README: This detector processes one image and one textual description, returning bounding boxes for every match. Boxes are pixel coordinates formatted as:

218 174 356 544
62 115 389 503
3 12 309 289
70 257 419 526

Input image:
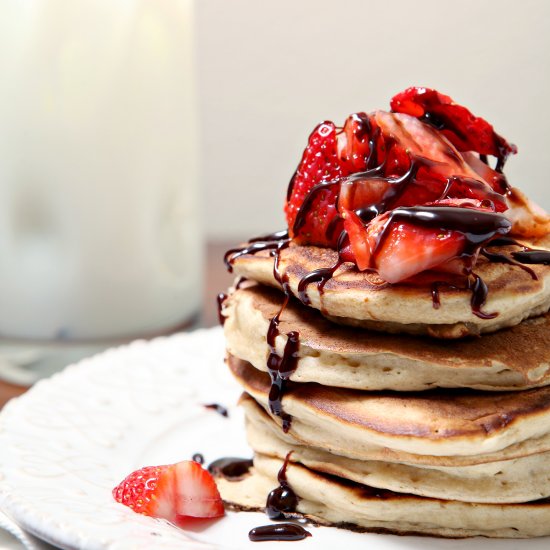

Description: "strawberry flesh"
113 461 224 523
390 87 517 174
284 88 545 278
342 201 511 283
285 122 344 246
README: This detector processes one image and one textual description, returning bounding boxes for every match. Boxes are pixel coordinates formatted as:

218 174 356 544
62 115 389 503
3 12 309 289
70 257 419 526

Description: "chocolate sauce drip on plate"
266 452 299 520
203 403 229 417
208 457 253 479
192 453 204 465
249 524 311 542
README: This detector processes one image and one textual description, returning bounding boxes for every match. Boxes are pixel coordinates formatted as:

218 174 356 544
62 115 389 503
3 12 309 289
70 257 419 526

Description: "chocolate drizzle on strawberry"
371 206 511 258
223 92 550 431
390 87 517 180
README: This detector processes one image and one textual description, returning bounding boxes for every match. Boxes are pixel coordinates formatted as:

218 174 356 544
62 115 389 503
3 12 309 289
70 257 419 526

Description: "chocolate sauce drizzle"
203 403 229 417
225 231 299 431
266 239 300 432
266 452 299 520
249 524 311 542
224 231 289 273
297 231 348 306
207 457 253 479
512 250 550 265
224 157 550 430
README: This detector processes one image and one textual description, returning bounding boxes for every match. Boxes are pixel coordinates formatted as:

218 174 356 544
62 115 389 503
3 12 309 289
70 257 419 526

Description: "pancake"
216 454 550 538
224 283 550 391
228 354 550 459
228 238 550 338
242 393 550 503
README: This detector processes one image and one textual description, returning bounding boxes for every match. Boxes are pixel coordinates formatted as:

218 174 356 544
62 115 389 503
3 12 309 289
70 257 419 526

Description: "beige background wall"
196 0 550 240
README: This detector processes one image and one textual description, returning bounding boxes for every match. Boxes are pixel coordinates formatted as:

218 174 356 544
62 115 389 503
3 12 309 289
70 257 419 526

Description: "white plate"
0 327 547 550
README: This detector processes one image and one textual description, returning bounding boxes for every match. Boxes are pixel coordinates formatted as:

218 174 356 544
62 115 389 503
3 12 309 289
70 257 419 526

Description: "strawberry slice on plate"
113 460 225 522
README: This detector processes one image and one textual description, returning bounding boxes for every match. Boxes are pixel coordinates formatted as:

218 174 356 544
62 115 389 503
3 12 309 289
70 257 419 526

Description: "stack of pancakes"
216 238 550 538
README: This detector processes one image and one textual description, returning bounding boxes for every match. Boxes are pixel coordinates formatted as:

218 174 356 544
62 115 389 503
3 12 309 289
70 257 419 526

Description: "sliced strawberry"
461 151 509 194
285 114 373 246
342 208 371 270
338 112 508 215
337 112 371 173
285 121 343 245
342 202 510 283
390 87 517 171
374 220 465 284
113 461 224 522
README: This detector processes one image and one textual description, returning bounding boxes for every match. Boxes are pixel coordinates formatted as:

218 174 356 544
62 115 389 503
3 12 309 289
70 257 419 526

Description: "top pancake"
229 237 550 338
224 283 550 391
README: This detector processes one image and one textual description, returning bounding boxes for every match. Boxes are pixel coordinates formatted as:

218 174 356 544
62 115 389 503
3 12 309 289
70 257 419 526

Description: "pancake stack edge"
215 252 550 538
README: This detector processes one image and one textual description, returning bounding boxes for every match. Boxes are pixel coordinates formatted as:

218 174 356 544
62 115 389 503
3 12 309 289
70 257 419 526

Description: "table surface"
0 241 235 410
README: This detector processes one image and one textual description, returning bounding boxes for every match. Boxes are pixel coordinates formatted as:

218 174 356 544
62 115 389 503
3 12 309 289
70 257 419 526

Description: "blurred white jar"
0 0 201 341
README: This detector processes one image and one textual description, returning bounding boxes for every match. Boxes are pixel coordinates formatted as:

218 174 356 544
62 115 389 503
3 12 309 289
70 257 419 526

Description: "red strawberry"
390 87 517 172
337 112 371 173
113 461 224 522
342 201 509 283
285 114 372 246
285 121 343 245
338 112 508 216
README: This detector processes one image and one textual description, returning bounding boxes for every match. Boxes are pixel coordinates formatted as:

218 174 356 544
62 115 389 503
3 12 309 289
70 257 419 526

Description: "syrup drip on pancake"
226 232 299 432
267 239 299 432
297 231 348 306
368 205 511 318
431 274 494 319
224 223 550 425
266 451 299 520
